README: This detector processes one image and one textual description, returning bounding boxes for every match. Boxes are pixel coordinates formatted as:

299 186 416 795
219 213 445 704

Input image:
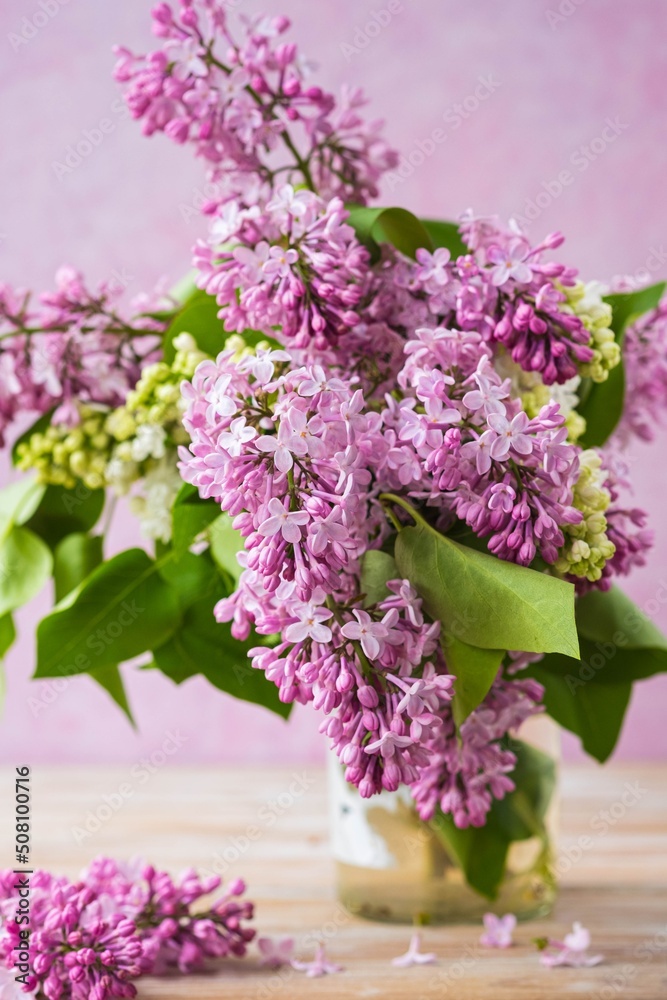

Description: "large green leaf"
54 533 104 603
208 513 245 586
163 292 269 364
25 483 105 549
34 549 181 677
430 811 510 901
0 612 15 714
89 664 135 725
444 634 504 723
520 586 667 762
0 477 46 526
421 218 468 258
51 533 133 722
159 548 220 609
0 613 15 659
0 526 53 617
391 508 579 658
163 292 228 363
492 742 556 842
359 549 398 607
152 589 291 720
576 585 667 659
169 270 200 306
579 281 665 447
604 282 666 339
525 660 631 763
172 484 221 554
346 205 433 260
430 741 555 899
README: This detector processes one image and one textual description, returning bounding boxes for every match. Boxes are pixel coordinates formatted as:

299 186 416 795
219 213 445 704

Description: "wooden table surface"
2 762 666 999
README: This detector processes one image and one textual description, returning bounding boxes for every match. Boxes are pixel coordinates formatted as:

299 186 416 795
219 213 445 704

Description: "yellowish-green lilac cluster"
16 334 207 541
16 407 111 490
555 450 616 582
562 280 620 383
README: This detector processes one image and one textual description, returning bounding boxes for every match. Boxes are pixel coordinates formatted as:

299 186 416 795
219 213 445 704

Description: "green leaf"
443 634 504 724
430 812 510 900
579 281 665 448
152 588 291 720
54 533 104 602
519 586 667 762
0 612 16 714
0 526 53 617
430 741 556 898
533 585 667 686
25 483 105 549
360 549 398 607
392 512 579 657
0 477 46 527
169 270 200 306
89 664 135 725
0 613 15 659
576 585 667 655
208 514 244 586
604 282 666 338
524 660 631 763
34 549 181 677
158 548 220 609
172 485 221 554
492 742 556 842
346 205 434 260
421 218 468 258
50 533 133 723
578 362 625 448
163 292 228 363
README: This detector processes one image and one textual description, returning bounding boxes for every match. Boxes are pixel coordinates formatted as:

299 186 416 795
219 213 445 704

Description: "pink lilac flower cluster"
595 452 653 590
0 859 254 999
615 296 667 444
410 676 544 827
456 214 595 384
113 1 398 207
0 268 164 445
194 187 371 350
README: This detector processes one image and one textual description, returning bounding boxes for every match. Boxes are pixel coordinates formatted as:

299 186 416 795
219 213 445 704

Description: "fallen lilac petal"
391 932 437 967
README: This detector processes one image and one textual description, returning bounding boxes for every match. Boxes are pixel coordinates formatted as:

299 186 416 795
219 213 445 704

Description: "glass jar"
328 715 559 924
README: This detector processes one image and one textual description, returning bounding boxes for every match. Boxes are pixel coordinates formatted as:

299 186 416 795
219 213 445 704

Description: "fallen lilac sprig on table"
537 922 603 968
391 932 437 967
0 858 255 998
480 912 516 949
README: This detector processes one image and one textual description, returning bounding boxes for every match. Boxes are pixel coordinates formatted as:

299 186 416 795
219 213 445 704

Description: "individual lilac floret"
291 943 343 978
480 912 516 948
257 936 295 969
539 922 603 968
391 932 437 967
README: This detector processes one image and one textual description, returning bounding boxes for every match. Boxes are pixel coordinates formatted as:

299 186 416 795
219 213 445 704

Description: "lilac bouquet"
2 1 667 901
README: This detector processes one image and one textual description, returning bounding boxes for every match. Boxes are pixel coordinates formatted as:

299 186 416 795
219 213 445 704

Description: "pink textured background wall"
1 0 666 765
